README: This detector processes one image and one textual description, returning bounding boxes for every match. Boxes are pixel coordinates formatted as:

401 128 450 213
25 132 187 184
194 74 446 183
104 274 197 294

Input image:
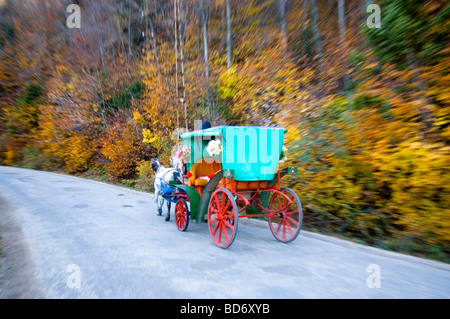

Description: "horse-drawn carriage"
157 125 303 249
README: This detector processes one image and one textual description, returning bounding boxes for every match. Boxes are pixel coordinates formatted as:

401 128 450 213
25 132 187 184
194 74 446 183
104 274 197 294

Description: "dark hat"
201 121 212 130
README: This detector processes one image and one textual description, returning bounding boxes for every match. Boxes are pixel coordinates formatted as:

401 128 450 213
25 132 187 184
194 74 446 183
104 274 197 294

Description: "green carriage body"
178 126 287 223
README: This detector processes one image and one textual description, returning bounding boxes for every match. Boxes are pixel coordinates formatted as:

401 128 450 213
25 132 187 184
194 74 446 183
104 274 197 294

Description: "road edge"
0 195 43 298
240 218 450 271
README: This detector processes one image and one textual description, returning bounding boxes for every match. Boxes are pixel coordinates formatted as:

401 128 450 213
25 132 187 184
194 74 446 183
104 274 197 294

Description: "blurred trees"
0 0 448 260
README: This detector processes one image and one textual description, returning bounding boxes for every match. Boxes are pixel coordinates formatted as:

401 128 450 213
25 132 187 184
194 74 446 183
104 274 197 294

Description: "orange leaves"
101 125 143 181
36 106 95 174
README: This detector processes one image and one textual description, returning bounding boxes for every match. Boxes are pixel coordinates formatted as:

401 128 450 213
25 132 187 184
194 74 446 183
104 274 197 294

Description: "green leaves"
105 81 143 110
365 0 449 68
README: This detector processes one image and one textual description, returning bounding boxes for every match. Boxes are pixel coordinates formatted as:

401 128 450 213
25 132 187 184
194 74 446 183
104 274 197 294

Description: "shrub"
101 125 145 181
62 135 93 173
286 94 450 258
135 160 154 192
20 146 50 170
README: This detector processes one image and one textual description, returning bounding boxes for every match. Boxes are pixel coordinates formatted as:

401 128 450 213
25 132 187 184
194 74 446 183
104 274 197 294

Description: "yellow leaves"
55 64 68 74
218 66 240 99
369 139 450 243
133 110 142 124
92 103 99 112
63 135 93 173
285 127 300 145
288 89 450 248
37 128 93 173
142 129 155 144
142 128 163 152
441 126 450 141
65 83 74 92
139 53 177 134
434 91 450 104
4 149 19 166
135 160 155 192
101 126 144 180
217 51 313 124
364 62 379 69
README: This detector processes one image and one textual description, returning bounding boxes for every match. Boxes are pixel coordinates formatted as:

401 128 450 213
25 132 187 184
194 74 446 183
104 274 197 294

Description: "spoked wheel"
175 198 189 231
268 188 303 243
208 188 238 249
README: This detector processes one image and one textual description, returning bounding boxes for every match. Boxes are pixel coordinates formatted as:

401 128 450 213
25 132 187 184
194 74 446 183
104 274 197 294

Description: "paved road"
0 166 449 298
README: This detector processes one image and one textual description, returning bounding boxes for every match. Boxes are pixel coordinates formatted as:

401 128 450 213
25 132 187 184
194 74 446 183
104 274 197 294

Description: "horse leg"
165 199 171 221
157 197 163 216
158 198 165 216
155 185 163 216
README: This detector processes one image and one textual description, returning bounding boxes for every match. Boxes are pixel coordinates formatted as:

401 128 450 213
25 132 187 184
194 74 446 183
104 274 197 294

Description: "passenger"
201 120 212 130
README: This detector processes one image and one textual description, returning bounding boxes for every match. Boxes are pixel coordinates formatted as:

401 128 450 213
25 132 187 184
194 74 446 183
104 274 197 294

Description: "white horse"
170 155 184 173
152 157 183 221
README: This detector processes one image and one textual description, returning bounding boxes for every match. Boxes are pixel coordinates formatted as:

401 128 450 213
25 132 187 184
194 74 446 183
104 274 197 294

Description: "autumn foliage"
0 0 449 261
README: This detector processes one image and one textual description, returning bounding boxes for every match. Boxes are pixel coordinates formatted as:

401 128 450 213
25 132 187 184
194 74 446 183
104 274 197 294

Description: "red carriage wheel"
208 188 239 248
268 188 303 243
175 198 189 231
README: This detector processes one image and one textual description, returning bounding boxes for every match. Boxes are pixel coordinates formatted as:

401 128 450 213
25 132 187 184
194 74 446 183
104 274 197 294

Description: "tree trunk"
148 18 158 65
197 8 201 63
310 0 324 72
226 0 232 70
338 0 346 40
301 0 309 58
338 0 349 89
278 0 288 58
203 4 209 80
128 0 133 56
202 1 211 116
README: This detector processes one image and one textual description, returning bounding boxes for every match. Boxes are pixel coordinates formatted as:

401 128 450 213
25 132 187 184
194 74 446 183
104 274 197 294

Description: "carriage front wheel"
208 188 239 249
268 188 303 243
175 198 189 231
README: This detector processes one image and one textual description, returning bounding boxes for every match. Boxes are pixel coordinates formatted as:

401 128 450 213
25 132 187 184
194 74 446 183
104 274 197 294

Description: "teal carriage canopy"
180 126 287 182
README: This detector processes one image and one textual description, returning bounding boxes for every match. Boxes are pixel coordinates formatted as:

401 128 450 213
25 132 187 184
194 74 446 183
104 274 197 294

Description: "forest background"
0 0 449 261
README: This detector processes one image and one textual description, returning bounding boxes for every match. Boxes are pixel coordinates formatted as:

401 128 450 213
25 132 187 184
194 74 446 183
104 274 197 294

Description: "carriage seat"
187 159 221 187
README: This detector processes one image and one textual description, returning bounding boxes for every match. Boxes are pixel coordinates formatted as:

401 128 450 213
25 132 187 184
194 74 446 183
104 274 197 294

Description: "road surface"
0 166 449 298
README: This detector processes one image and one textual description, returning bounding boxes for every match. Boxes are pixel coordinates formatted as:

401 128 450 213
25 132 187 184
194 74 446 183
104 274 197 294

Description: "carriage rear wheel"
175 198 189 231
208 188 238 248
268 188 303 243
